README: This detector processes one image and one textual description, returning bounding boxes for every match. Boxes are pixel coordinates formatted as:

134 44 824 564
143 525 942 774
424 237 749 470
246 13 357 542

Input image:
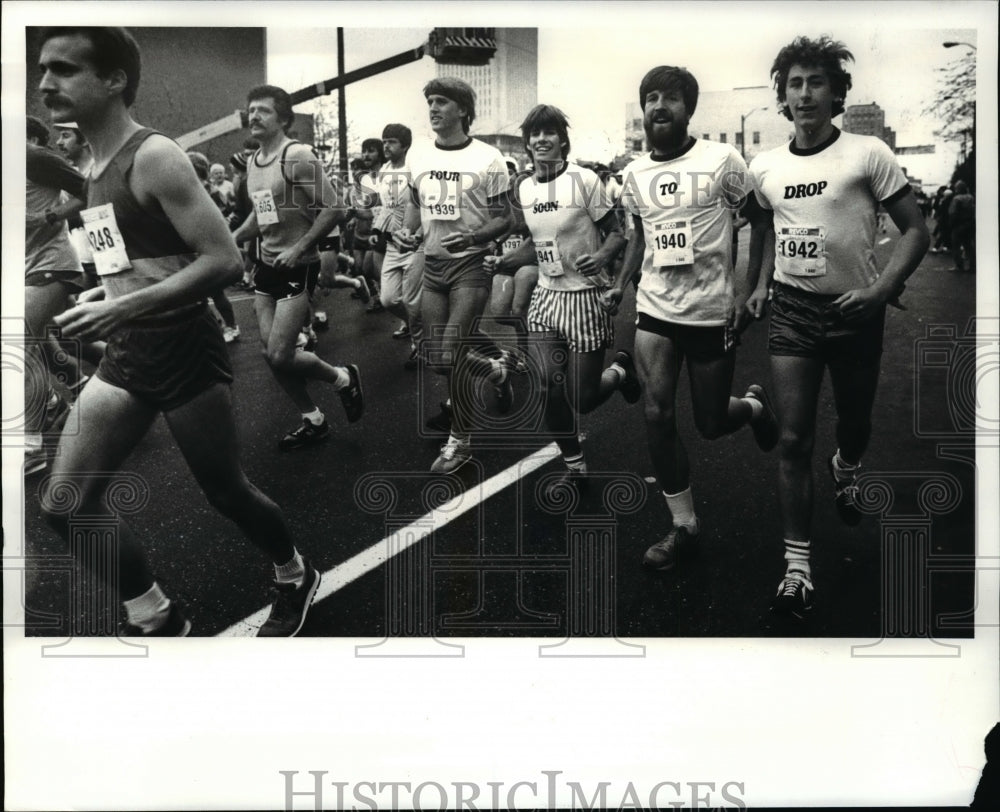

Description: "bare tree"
926 49 976 158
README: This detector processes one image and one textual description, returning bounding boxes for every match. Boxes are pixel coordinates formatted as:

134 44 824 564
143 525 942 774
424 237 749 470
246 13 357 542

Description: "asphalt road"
19 223 980 638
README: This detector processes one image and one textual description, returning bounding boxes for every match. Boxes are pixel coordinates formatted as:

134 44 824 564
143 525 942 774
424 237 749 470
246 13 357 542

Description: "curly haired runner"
746 36 929 616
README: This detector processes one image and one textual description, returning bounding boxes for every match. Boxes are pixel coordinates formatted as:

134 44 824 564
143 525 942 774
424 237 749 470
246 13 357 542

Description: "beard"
644 118 688 153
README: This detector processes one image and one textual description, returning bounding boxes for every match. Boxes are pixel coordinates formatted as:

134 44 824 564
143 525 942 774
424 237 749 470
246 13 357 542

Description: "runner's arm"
601 214 644 313
54 136 240 340
272 145 347 269
834 188 929 322
440 193 514 253
742 198 775 323
576 209 625 276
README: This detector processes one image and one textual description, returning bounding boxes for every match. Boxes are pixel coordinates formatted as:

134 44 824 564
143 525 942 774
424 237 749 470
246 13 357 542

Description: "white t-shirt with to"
621 138 750 326
407 137 509 261
517 162 613 292
750 129 910 295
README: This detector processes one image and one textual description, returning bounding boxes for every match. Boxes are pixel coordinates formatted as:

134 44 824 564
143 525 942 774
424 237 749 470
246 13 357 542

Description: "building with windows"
625 85 794 164
436 28 537 165
842 102 897 150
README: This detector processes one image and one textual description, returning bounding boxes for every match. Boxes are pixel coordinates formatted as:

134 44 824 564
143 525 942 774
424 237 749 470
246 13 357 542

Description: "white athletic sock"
563 452 587 473
607 361 626 384
447 431 471 446
332 366 351 389
832 450 860 480
123 582 171 632
744 395 763 420
489 358 507 384
784 539 812 577
302 408 324 426
663 488 699 532
275 549 306 587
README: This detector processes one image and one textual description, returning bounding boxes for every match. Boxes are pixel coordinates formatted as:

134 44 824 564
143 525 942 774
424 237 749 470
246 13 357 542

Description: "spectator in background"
930 184 953 253
187 150 241 342
210 162 236 211
947 179 975 274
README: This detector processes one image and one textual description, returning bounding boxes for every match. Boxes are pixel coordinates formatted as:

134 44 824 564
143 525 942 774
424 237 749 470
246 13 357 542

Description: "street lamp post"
740 106 768 160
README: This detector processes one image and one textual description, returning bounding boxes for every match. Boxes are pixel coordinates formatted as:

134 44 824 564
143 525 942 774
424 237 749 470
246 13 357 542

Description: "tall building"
843 102 896 150
624 85 793 165
436 28 537 162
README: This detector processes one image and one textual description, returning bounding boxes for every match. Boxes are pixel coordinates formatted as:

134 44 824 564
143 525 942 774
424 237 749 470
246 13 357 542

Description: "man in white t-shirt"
606 65 779 572
396 78 514 473
746 36 929 617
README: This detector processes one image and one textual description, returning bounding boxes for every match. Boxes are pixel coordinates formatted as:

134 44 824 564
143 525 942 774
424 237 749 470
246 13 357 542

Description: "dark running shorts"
636 312 735 362
25 269 87 293
96 305 233 411
253 260 321 300
769 282 885 364
422 252 491 294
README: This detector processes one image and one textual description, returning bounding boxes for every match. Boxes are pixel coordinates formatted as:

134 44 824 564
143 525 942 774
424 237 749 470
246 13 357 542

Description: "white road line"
217 443 561 636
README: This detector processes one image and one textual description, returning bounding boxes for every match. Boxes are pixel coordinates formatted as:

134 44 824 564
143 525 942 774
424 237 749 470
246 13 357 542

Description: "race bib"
652 220 694 267
81 203 131 276
502 235 523 255
534 239 563 277
423 179 460 221
252 189 280 225
777 226 827 277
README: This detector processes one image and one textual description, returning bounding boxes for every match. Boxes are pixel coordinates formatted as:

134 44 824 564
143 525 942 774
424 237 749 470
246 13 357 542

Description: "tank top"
246 140 320 266
84 128 198 315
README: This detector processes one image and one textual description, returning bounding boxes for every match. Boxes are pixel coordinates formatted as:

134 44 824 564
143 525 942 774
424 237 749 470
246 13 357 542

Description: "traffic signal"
428 27 496 66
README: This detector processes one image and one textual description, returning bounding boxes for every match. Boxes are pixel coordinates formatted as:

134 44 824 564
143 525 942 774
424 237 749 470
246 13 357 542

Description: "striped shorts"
527 285 614 353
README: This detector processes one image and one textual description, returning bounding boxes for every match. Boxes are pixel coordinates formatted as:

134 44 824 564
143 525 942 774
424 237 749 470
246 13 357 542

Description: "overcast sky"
265 2 983 173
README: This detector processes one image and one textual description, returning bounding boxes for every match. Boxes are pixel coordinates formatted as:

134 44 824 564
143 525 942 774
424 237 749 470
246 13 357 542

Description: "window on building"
736 132 743 146
633 118 643 130
703 133 710 140
753 131 760 145
632 138 644 151
720 133 727 144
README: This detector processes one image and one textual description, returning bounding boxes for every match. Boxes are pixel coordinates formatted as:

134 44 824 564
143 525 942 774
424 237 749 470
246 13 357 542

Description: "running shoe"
393 322 411 340
312 311 329 331
613 350 642 404
257 561 321 637
356 277 372 303
431 435 473 474
642 525 698 571
828 455 863 526
425 401 452 433
24 443 48 477
122 601 192 637
365 298 384 314
338 364 364 423
43 390 71 435
223 325 241 343
404 346 420 371
745 384 779 452
493 368 514 415
771 570 814 618
278 418 330 451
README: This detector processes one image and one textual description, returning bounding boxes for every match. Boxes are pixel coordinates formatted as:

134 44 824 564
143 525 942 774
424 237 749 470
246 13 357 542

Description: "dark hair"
519 104 571 159
639 66 699 116
381 123 412 150
54 124 87 145
361 138 385 164
771 36 854 121
39 27 142 107
27 115 49 145
247 85 295 132
186 151 210 182
423 77 476 133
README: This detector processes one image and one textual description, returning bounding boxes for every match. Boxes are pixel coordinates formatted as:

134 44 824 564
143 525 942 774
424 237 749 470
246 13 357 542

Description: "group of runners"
26 27 928 635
